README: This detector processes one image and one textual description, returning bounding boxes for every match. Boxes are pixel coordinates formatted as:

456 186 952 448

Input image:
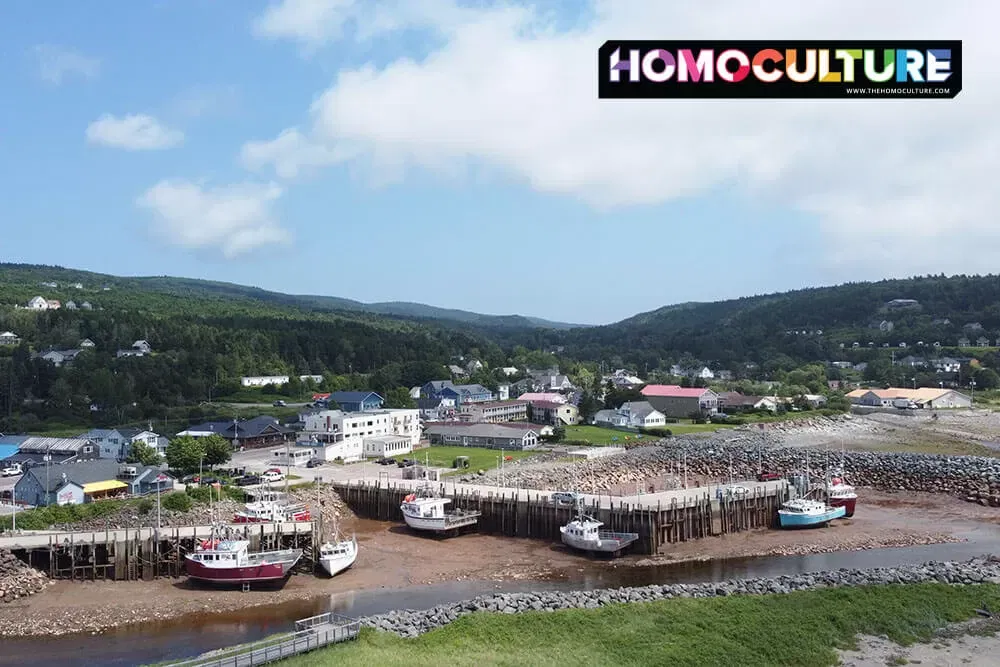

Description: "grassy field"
274 583 1000 667
393 446 538 472
564 422 735 445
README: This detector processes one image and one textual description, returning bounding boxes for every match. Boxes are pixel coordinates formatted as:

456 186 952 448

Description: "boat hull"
778 505 847 529
401 514 479 532
319 548 357 577
184 551 301 584
828 496 857 517
560 529 639 554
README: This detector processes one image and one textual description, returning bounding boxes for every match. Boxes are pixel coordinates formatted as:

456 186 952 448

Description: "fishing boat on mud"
184 524 302 585
777 498 846 529
825 473 858 517
559 499 639 557
318 515 357 577
400 485 481 536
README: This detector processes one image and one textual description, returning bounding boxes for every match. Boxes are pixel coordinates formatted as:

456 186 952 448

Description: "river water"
3 522 999 667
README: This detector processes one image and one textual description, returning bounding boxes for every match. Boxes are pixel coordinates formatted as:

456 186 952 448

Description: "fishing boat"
826 473 857 517
400 485 481 535
777 498 846 529
318 517 358 577
184 524 302 585
233 490 311 523
559 499 638 557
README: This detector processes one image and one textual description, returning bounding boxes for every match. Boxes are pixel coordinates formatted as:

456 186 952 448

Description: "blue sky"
1 1 990 325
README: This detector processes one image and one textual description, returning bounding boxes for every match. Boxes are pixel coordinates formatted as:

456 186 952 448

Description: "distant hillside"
551 275 1000 368
0 264 583 331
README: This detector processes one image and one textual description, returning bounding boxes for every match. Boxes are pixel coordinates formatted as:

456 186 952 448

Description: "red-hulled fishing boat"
184 525 302 584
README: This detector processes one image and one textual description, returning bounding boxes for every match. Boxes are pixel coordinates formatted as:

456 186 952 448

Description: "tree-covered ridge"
545 275 1000 369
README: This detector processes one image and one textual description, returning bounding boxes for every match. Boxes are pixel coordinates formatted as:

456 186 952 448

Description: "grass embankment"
392 446 538 473
564 422 736 445
275 583 1000 667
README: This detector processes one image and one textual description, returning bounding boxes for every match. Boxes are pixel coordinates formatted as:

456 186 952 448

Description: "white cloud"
246 0 998 280
241 128 350 179
252 0 356 47
173 85 241 118
86 114 184 151
136 180 291 257
32 44 100 84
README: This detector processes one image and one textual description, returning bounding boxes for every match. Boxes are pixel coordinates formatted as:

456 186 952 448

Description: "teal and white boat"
777 498 846 529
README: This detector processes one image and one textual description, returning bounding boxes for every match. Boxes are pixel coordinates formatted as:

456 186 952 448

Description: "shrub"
223 486 246 503
185 486 211 503
640 427 673 437
162 492 193 512
137 498 154 514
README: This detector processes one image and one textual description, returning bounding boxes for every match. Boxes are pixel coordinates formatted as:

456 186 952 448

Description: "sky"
0 1 992 326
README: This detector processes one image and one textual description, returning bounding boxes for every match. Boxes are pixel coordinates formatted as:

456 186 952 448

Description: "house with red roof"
640 385 719 419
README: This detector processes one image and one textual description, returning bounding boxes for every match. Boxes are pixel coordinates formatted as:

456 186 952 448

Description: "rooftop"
641 385 712 398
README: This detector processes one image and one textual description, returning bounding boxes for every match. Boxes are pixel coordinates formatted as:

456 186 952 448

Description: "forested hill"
548 275 1000 369
0 264 583 330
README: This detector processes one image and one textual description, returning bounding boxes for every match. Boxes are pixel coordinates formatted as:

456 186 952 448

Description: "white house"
595 401 666 428
80 338 96 348
241 375 291 387
362 434 413 458
593 409 629 427
0 331 20 346
500 367 519 376
27 296 48 310
132 340 152 353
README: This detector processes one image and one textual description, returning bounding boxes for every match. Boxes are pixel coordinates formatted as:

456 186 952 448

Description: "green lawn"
564 422 735 445
393 446 538 472
274 583 1000 667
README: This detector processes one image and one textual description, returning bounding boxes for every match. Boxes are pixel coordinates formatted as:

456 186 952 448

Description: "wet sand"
1 490 996 638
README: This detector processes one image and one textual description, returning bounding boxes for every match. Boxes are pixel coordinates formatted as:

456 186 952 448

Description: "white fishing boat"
777 498 846 529
400 485 481 535
560 499 639 557
318 534 357 577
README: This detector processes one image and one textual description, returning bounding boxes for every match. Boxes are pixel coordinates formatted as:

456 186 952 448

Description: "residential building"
46 300 61 310
421 381 494 406
117 340 152 358
496 384 510 401
301 408 420 461
77 427 162 461
71 282 83 289
325 391 384 412
527 400 580 426
241 375 290 387
39 349 83 367
27 296 48 310
447 364 468 377
845 387 972 409
80 301 93 310
594 401 665 428
604 370 645 389
500 367 519 377
528 370 575 392
133 340 152 353
517 392 567 404
640 385 719 418
417 397 457 422
15 460 173 507
801 394 828 408
65 301 78 310
897 355 927 368
425 423 539 450
466 359 484 373
932 357 962 373
79 338 96 348
958 337 971 347
977 336 991 347
458 400 528 424
408 386 422 399
176 416 292 450
0 331 20 346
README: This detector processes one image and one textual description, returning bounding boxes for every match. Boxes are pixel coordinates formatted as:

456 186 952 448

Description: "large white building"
241 374 325 387
301 408 420 461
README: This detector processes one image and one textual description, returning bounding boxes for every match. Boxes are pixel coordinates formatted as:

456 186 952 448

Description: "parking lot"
228 448 439 484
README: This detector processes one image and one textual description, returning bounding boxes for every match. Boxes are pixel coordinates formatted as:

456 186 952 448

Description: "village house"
420 381 494 406
323 391 384 412
39 348 83 367
65 300 77 310
527 400 580 426
80 301 93 310
640 385 719 418
4 436 100 466
0 331 20 346
241 375 290 387
417 396 457 422
517 392 567 404
604 369 645 389
14 460 173 507
76 427 164 461
932 357 962 373
27 296 48 310
500 366 519 377
176 416 293 450
117 340 153 358
458 400 528 424
594 401 665 429
79 338 96 348
425 423 539 450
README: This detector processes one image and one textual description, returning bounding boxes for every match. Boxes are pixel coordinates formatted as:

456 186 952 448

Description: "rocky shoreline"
0 549 50 604
362 556 1000 638
477 416 1000 505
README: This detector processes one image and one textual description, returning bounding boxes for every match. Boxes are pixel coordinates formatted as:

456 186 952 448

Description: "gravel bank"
477 416 1000 505
0 549 50 604
363 557 1000 638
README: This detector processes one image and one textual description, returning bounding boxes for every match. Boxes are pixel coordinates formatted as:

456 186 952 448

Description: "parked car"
375 457 394 465
1 463 22 477
306 458 324 468
200 476 220 486
757 472 781 482
728 485 751 497
551 491 583 506
260 470 285 483
273 400 287 407
235 474 261 486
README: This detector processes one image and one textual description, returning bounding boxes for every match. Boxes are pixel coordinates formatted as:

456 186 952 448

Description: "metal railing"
161 614 360 667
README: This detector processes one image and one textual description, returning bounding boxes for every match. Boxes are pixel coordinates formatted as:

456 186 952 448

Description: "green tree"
126 441 162 466
385 386 417 408
165 435 206 473
577 391 602 422
974 367 1000 389
202 434 232 467
551 425 566 442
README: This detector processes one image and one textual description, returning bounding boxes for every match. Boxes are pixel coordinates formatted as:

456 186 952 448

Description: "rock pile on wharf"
47 498 244 531
0 549 49 603
363 557 1000 638
479 417 1000 505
